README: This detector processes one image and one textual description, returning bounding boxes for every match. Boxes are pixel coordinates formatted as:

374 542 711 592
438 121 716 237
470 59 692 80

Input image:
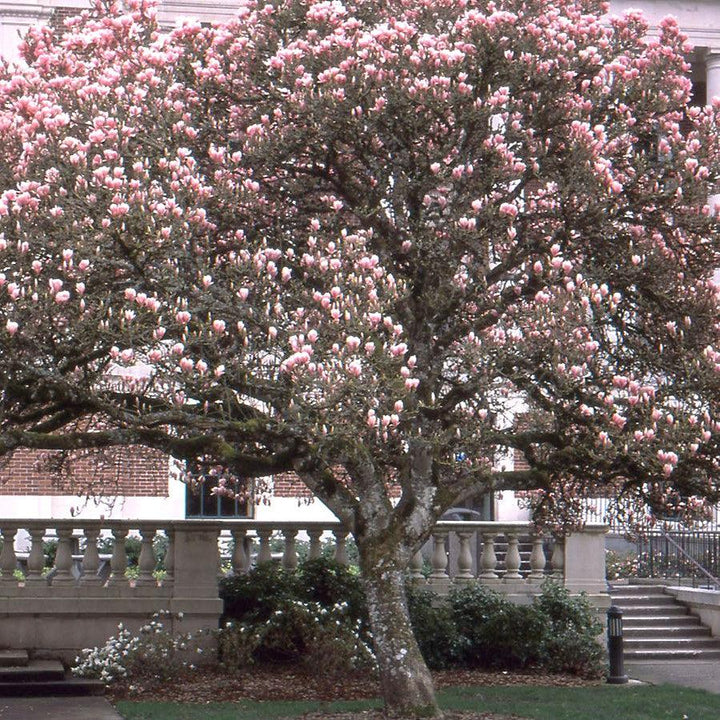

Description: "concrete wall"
665 586 720 637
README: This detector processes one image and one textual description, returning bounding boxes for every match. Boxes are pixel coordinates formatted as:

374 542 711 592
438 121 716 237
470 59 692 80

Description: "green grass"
439 684 719 719
116 683 720 720
116 697 382 720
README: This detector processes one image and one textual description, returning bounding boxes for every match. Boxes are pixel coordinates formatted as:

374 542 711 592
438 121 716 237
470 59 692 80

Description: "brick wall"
0 446 169 497
272 470 401 499
272 472 313 498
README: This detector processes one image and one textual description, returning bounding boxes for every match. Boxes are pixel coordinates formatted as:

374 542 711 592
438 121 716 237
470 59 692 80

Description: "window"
185 477 252 517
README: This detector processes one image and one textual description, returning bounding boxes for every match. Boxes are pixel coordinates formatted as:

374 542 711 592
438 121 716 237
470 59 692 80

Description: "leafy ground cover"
112 665 719 720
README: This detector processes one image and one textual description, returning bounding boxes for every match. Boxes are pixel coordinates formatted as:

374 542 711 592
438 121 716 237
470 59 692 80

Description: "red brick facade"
272 470 401 499
272 472 313 498
0 447 169 497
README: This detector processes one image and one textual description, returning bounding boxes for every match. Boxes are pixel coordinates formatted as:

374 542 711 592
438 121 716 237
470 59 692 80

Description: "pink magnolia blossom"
0 1 718 713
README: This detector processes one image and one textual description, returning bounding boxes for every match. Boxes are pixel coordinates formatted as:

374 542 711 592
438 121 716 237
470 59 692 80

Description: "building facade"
0 0 717 523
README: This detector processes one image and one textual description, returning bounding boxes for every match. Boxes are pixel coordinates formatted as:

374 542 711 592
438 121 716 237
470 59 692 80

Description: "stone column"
705 51 720 216
705 51 720 105
563 526 608 595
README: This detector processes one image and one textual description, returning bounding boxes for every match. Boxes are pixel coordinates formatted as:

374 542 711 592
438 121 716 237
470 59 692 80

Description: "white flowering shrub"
217 622 262 670
72 624 141 684
72 611 207 684
219 599 375 674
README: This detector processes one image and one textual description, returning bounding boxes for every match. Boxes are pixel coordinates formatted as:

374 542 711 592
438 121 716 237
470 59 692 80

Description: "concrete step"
609 584 668 594
621 615 700 628
624 648 720 660
0 658 106 697
619 605 690 616
0 678 106 697
623 626 711 639
0 650 29 667
624 637 720 650
609 583 720 661
613 594 677 605
0 660 65 683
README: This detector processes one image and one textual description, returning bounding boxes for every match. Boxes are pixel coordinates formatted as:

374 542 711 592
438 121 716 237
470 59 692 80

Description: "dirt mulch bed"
108 663 599 718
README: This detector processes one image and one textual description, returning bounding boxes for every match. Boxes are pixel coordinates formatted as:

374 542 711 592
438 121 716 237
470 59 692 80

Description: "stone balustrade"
0 518 609 658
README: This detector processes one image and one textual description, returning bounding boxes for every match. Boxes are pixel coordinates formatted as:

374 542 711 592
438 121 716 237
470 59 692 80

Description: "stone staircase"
0 650 105 697
609 584 720 660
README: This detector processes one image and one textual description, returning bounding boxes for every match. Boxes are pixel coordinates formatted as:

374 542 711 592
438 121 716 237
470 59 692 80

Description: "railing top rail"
435 520 608 533
641 527 720 537
0 517 608 535
0 518 347 531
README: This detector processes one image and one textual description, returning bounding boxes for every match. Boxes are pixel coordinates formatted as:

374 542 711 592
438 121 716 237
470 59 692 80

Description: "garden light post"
606 605 628 684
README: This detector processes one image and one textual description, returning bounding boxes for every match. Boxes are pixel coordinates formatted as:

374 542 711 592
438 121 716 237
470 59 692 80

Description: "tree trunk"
359 545 441 718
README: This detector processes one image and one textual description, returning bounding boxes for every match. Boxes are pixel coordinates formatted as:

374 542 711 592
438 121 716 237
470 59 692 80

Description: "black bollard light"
607 605 628 684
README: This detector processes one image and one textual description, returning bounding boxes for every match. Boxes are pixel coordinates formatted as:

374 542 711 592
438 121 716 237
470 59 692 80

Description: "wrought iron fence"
635 529 720 589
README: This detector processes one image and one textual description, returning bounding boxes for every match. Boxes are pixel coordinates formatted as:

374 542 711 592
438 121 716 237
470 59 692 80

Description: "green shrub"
218 622 261 670
406 584 462 669
534 581 601 634
43 539 57 568
220 562 299 624
450 585 545 669
253 599 317 663
219 559 604 678
218 557 373 671
404 582 605 677
297 558 368 634
153 534 169 572
534 582 605 678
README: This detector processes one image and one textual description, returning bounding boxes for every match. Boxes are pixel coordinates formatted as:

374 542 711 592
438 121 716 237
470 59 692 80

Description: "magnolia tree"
2 0 720 713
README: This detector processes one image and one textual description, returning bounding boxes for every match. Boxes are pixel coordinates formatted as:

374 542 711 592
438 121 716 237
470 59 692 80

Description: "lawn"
116 683 719 720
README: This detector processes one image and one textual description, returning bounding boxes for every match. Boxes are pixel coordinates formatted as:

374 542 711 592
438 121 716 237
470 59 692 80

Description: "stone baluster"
80 524 103 586
429 529 449 578
231 528 248 574
0 526 17 584
551 536 565 580
162 529 174 587
107 527 129 586
307 529 323 561
282 529 298 570
52 527 76 585
333 530 349 565
136 527 157 586
408 550 424 581
528 532 546 581
479 532 499 579
455 531 474 582
256 527 273 565
503 532 523 581
25 527 47 586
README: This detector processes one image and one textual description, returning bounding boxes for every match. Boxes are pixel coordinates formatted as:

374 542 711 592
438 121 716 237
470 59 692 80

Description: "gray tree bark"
359 543 440 718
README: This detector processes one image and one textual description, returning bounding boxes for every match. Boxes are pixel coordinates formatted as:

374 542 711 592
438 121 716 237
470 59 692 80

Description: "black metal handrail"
657 527 720 590
637 527 720 589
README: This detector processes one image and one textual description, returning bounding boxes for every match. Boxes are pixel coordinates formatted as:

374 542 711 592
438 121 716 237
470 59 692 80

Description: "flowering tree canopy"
1 0 720 712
